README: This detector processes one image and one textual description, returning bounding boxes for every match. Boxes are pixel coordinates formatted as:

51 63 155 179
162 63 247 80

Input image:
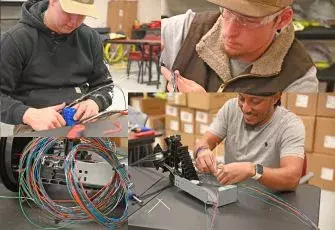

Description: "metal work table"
14 115 128 137
128 167 320 230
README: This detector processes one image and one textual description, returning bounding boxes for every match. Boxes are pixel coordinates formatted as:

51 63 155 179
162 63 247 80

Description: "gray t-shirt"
208 98 305 168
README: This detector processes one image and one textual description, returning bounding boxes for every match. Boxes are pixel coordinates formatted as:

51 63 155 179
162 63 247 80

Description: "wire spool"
18 137 130 229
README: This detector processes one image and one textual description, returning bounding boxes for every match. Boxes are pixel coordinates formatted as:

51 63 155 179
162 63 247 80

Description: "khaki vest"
172 11 314 93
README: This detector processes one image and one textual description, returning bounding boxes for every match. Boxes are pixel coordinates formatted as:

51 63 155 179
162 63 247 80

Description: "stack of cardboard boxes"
130 96 166 130
285 93 335 191
165 93 237 155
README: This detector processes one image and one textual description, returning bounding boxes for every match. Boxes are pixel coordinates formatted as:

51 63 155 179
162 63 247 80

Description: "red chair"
126 34 161 88
127 51 144 83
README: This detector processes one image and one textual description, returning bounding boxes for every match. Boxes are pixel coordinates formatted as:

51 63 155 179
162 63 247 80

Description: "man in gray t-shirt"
194 93 305 191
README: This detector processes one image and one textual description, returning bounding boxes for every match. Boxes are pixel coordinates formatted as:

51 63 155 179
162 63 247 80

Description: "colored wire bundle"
18 137 130 229
239 184 319 230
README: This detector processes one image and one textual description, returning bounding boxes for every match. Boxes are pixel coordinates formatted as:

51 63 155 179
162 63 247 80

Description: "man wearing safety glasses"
161 0 319 93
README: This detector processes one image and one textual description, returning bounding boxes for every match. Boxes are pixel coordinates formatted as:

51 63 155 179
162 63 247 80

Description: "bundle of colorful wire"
18 137 130 229
239 184 319 230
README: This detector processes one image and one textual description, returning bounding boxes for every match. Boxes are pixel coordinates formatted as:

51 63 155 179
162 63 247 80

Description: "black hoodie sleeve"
0 33 31 125
86 30 114 112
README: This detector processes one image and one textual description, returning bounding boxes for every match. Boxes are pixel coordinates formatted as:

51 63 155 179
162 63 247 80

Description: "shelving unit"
295 26 335 91
296 26 335 40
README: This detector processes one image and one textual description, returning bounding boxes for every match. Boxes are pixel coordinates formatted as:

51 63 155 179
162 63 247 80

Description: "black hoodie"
0 0 113 125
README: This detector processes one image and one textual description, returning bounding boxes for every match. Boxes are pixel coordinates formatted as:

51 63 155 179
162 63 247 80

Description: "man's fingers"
161 66 173 82
217 168 228 181
80 109 93 121
72 103 79 109
203 156 214 173
55 112 66 126
51 119 62 129
227 176 240 185
210 154 217 174
74 105 85 120
50 102 66 111
167 82 173 92
174 71 186 81
219 175 231 185
51 113 64 128
217 169 230 185
175 76 189 92
196 158 205 172
198 158 211 172
47 121 57 130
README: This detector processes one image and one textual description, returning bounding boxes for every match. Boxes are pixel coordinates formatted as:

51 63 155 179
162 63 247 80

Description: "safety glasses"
219 7 285 29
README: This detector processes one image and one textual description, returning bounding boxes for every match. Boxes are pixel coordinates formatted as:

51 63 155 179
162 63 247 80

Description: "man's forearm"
258 166 302 191
0 93 30 125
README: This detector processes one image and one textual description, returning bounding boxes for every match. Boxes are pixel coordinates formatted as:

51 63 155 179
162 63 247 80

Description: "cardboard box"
165 104 179 118
180 107 195 124
167 93 187 106
195 135 225 156
165 116 180 131
107 0 138 38
314 117 335 155
187 93 237 111
307 153 335 191
299 116 316 153
317 93 335 118
195 122 210 135
181 122 195 134
120 138 128 149
180 132 195 150
165 130 181 138
131 97 165 115
287 93 318 116
147 115 165 130
165 130 194 151
195 110 214 124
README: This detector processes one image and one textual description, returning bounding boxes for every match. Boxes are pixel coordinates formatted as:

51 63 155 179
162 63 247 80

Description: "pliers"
171 71 178 92
161 62 178 92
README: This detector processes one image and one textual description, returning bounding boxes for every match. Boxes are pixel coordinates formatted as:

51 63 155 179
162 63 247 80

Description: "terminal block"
153 135 237 207
153 135 198 181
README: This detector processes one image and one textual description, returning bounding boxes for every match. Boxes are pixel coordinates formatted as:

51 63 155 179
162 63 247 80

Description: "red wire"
103 120 122 135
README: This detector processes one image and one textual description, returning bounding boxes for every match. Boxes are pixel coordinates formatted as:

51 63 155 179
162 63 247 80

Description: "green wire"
0 196 33 200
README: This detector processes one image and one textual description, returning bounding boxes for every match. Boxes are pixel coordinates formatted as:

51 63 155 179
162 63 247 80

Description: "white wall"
84 0 109 27
137 0 161 23
161 0 170 16
160 0 217 16
85 0 161 28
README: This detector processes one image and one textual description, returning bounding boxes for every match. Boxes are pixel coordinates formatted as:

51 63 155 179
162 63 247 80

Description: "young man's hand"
161 66 206 93
195 149 217 174
23 103 66 131
72 99 99 122
216 162 255 185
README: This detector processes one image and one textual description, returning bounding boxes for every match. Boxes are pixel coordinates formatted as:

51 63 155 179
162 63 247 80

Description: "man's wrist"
22 108 33 125
194 146 209 159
